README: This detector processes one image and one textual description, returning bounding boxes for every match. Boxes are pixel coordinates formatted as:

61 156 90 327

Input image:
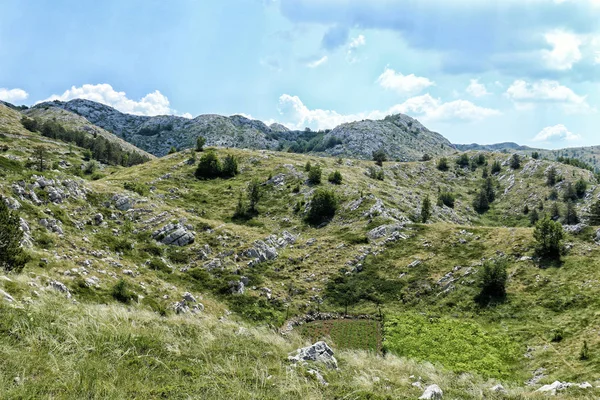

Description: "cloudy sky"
1 0 599 148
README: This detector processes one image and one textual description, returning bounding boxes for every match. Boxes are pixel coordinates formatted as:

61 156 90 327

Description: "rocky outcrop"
152 223 195 246
288 341 338 369
419 384 443 399
536 381 592 395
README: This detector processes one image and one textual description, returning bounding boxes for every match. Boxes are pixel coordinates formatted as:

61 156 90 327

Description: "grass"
300 319 382 353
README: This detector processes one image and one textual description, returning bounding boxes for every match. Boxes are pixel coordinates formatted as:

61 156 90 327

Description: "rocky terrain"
2 101 600 398
31 99 455 161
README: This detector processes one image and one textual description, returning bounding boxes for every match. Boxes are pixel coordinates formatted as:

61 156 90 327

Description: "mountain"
32 99 456 161
454 142 537 152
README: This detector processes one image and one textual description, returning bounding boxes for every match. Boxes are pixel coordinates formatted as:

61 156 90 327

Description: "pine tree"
529 208 540 225
546 166 557 186
564 201 579 225
247 180 261 213
421 195 432 223
510 154 521 169
0 201 28 273
589 200 600 225
550 202 561 221
473 190 490 214
33 146 47 171
196 136 206 152
534 217 564 259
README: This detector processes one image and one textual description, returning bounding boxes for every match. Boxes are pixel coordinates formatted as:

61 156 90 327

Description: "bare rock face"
152 223 195 246
288 341 338 370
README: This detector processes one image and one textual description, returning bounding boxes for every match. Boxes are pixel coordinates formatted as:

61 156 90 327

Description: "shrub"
534 217 564 259
372 149 387 166
437 192 455 208
0 201 29 273
546 166 558 186
84 160 98 175
124 181 149 196
20 116 39 132
367 166 384 180
148 258 171 274
421 153 432 161
491 161 501 174
328 170 343 184
168 146 177 154
475 259 508 305
529 208 540 225
564 200 579 225
195 151 222 179
562 182 578 202
456 154 470 168
473 190 490 214
221 155 238 178
589 200 600 225
304 161 312 172
196 136 206 152
575 178 587 198
306 188 337 225
247 180 261 212
580 341 590 361
532 152 540 159
111 279 135 303
308 165 322 185
437 158 449 171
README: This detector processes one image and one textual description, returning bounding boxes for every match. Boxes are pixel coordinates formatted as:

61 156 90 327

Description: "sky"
0 0 599 148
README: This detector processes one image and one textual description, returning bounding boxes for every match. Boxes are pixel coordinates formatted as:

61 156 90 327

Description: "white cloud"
0 88 29 103
38 83 188 117
376 68 434 95
277 93 499 130
349 34 365 49
532 124 581 142
542 30 582 70
505 79 592 113
466 79 491 97
307 56 328 68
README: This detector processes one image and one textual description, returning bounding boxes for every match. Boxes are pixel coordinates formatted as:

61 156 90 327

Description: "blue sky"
1 0 599 148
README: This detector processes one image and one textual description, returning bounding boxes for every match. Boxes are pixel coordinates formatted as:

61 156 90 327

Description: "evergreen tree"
491 160 502 174
308 165 322 185
510 154 521 169
304 161 312 172
305 189 337 225
564 201 579 225
483 177 496 203
221 155 239 178
562 182 578 202
437 158 449 171
475 259 508 305
589 200 600 225
327 170 343 184
0 201 28 273
33 146 47 171
575 178 587 199
529 208 540 225
546 166 557 186
196 136 206 152
534 217 564 259
372 149 387 166
421 195 432 223
195 151 222 179
456 154 470 168
247 180 261 213
473 190 490 214
550 202 561 221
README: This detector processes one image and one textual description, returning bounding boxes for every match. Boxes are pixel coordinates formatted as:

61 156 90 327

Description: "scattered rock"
564 223 587 235
490 384 507 394
93 213 104 225
367 223 405 241
112 194 134 211
152 223 195 246
307 369 328 386
419 384 443 399
536 381 593 395
288 341 338 369
49 280 71 298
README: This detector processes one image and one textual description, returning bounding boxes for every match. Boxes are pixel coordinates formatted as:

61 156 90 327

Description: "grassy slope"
1 103 600 397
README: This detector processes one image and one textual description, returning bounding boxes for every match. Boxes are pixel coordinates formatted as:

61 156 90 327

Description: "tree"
247 180 261 213
328 170 343 184
437 192 455 208
372 149 387 166
421 154 432 161
564 200 579 225
196 136 206 152
575 178 587 199
0 201 28 273
305 188 337 225
533 217 564 259
308 164 322 185
473 190 490 214
437 158 449 171
550 202 561 221
589 200 600 225
475 259 508 305
221 155 238 178
456 154 470 168
304 161 312 172
562 182 578 202
20 116 38 132
168 146 177 154
491 160 502 174
532 152 540 160
195 151 222 179
546 166 558 186
510 154 521 170
529 208 540 225
33 146 47 171
421 195 432 223
483 177 496 203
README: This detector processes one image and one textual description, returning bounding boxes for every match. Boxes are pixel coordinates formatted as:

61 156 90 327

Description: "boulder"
244 240 278 263
94 213 104 225
367 223 405 241
564 223 587 235
49 280 71 298
419 384 443 399
112 194 134 211
490 384 507 394
152 223 195 246
288 341 338 369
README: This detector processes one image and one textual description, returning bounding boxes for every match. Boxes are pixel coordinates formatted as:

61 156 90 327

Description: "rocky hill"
2 110 600 398
455 142 536 152
32 99 456 161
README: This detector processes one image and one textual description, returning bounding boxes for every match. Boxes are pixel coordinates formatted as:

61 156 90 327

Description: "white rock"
419 384 443 399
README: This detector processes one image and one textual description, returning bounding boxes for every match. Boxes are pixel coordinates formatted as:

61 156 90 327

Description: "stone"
152 223 195 246
229 280 245 295
419 384 443 399
49 280 71 298
244 240 278 264
490 384 507 394
564 223 587 235
288 341 338 369
182 292 197 303
367 223 405 241
94 213 104 225
112 194 134 211
307 369 328 386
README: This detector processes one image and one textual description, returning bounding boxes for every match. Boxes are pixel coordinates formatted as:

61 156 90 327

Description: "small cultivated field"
299 319 382 353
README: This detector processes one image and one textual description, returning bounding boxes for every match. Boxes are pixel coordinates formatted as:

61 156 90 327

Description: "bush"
546 166 558 186
367 166 384 180
195 151 222 179
421 195 432 223
437 192 455 208
20 116 39 132
473 190 489 214
304 161 312 172
124 181 149 196
148 258 171 274
437 158 449 171
475 259 508 305
306 188 337 225
456 154 470 168
221 155 238 178
491 161 501 174
580 341 590 361
328 170 343 184
564 201 579 225
534 217 564 259
575 178 587 198
168 146 177 154
0 201 29 272
247 180 261 212
111 279 135 303
589 200 600 225
307 165 322 185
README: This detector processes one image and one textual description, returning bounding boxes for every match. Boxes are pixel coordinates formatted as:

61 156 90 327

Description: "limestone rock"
288 341 338 369
152 223 195 246
419 384 443 399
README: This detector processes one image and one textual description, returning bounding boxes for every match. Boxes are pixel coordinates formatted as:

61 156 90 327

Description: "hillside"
1 113 600 398
32 99 456 161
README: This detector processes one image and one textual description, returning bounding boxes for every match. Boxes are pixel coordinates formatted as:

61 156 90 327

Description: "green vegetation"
533 217 564 259
0 201 29 272
436 157 449 171
196 136 206 152
307 164 322 185
300 319 382 352
327 170 342 184
372 148 387 166
305 188 337 226
475 259 508 306
421 195 432 223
